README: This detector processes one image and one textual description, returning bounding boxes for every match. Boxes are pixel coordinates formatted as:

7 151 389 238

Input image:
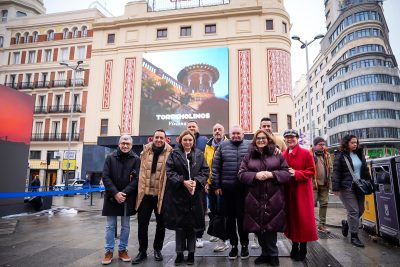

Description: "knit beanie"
313 137 325 146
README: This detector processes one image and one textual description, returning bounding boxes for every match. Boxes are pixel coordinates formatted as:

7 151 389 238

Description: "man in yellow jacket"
204 123 229 252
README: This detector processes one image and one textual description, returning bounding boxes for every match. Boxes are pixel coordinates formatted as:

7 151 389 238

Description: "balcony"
34 106 47 114
31 132 80 142
3 79 85 90
48 105 82 113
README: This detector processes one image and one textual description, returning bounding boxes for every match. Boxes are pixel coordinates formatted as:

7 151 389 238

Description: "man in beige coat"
132 129 172 264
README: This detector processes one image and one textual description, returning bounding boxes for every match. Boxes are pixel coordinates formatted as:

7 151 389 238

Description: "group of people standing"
100 118 372 266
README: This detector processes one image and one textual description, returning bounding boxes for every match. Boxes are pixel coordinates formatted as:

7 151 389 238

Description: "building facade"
82 0 295 176
0 7 104 186
294 0 400 157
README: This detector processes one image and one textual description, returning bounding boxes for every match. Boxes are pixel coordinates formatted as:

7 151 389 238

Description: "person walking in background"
212 125 250 260
311 137 332 233
83 175 91 200
31 175 40 192
101 134 140 265
238 129 291 266
282 129 317 262
132 129 173 264
163 130 209 265
332 134 372 248
204 123 229 252
186 120 208 248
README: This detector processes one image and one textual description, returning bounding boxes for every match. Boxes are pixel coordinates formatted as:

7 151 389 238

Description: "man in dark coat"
212 125 250 260
101 134 140 265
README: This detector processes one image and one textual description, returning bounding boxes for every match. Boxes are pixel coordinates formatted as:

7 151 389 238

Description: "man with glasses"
311 137 332 233
101 134 140 265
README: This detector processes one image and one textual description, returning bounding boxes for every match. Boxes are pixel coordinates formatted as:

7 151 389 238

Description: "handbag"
207 195 228 241
344 156 374 195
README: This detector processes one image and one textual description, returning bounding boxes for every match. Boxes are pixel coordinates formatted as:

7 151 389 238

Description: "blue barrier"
0 186 105 198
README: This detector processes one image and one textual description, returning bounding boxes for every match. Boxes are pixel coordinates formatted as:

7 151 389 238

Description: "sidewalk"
0 193 399 267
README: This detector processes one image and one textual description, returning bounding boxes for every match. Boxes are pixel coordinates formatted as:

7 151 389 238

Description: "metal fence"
147 0 230 12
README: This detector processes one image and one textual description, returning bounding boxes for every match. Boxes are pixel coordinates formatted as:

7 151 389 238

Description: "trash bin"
371 156 400 244
362 161 378 235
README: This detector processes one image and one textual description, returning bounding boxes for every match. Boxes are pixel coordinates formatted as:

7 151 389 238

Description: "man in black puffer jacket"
211 125 250 261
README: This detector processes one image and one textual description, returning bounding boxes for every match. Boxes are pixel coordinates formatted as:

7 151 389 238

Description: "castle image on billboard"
139 47 229 135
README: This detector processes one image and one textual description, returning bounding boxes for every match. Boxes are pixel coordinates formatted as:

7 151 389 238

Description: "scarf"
151 143 165 174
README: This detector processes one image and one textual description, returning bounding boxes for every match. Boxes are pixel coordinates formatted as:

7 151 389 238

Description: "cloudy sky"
43 0 400 86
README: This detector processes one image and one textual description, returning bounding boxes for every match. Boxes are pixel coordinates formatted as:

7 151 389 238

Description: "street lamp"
59 60 83 194
292 34 324 146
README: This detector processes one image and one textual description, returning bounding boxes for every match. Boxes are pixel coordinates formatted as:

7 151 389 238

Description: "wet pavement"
0 193 399 267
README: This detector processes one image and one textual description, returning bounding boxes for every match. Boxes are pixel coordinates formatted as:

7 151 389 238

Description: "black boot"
187 252 195 265
342 220 349 237
295 242 307 261
290 242 299 259
351 233 365 248
174 253 184 266
131 251 147 265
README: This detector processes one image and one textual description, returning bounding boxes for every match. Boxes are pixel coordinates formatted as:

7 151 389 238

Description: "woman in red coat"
282 129 317 261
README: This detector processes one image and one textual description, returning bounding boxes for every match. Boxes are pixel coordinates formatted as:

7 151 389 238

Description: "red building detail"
238 49 252 133
267 49 291 103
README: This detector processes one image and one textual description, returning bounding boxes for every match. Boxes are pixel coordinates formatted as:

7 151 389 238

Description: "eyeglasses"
256 137 267 141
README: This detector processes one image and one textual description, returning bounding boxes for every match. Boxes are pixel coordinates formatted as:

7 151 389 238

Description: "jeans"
105 216 131 252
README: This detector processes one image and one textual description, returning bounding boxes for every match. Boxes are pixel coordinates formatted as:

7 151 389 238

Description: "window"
81 26 88 37
34 121 43 134
0 36 3 48
72 27 78 38
56 71 66 84
63 28 69 39
51 121 60 138
282 22 287 33
157 28 167 38
47 30 54 41
13 52 20 64
29 151 41 159
77 46 85 60
180 26 191 37
2 10 8 22
32 31 38 43
100 119 108 136
16 11 27 17
38 95 46 109
28 51 36 63
71 121 78 138
44 49 52 62
15 33 21 44
60 48 68 62
270 114 278 131
266 20 274 30
25 73 32 84
73 94 80 111
107 33 115 44
205 24 216 34
287 115 292 129
54 95 62 109
23 32 29 43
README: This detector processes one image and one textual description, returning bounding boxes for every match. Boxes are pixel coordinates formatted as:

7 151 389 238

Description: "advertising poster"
140 47 229 135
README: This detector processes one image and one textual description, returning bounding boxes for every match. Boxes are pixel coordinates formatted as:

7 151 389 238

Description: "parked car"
54 179 85 191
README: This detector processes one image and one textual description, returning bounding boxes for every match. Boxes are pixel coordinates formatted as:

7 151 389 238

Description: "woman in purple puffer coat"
238 129 291 266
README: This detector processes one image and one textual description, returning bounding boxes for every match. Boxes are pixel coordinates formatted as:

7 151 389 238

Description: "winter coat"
204 136 228 185
310 148 332 190
211 139 251 190
163 147 209 232
332 147 371 194
102 149 140 217
283 144 318 242
238 144 291 233
136 142 173 213
195 132 208 152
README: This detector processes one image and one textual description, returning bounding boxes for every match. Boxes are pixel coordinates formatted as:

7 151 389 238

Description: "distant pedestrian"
282 129 317 262
332 134 371 248
311 137 332 233
163 130 209 265
83 176 90 200
238 129 291 266
31 175 40 192
132 129 172 264
101 134 140 265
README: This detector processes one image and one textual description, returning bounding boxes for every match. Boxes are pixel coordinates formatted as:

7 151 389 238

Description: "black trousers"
137 195 165 252
222 187 249 246
176 229 196 253
257 231 278 257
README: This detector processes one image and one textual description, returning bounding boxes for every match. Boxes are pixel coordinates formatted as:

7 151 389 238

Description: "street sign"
63 150 76 160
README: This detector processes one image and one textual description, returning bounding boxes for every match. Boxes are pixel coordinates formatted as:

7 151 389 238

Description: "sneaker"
251 235 260 249
101 251 113 265
228 246 238 260
318 224 331 233
209 236 219 242
118 250 131 262
213 241 229 252
196 238 204 248
240 246 249 259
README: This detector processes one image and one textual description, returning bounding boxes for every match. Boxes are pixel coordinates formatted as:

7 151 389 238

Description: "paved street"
0 193 399 267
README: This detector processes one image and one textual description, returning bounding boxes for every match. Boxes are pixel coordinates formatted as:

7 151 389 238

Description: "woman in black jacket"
332 134 372 248
163 130 209 265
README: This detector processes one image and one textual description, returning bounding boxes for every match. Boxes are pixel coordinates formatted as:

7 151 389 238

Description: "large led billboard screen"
140 47 229 135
